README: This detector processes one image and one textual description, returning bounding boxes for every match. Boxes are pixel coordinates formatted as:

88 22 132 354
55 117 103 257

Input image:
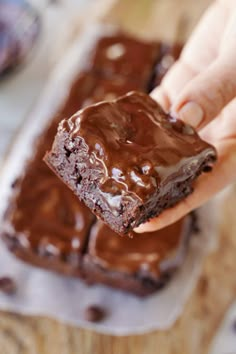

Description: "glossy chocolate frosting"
87 216 189 278
91 34 160 81
62 91 216 211
4 73 97 261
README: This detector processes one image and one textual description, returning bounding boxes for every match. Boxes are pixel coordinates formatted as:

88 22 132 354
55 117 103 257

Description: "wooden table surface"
1 0 227 353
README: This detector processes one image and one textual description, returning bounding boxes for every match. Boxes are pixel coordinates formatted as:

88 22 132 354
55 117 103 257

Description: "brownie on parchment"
2 127 95 278
1 32 160 277
1 71 99 277
2 30 195 294
90 33 160 84
45 91 216 236
83 215 193 296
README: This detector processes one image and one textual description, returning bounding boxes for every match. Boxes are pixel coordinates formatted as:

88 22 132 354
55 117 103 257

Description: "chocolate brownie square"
2 72 97 277
83 215 193 296
2 118 95 276
91 34 160 82
45 91 216 235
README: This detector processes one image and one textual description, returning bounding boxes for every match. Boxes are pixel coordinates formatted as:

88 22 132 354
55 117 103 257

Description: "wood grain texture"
2 1 236 353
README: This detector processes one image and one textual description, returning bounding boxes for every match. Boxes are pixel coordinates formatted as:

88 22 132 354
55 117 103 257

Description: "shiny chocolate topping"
88 217 189 278
7 148 95 259
5 73 96 259
92 34 160 81
10 166 94 257
62 91 216 205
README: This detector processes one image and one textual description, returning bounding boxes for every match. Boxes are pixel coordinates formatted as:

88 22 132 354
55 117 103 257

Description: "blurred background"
0 0 93 166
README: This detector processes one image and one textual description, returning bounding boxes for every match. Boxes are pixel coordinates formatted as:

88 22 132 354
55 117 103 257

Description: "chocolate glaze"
87 216 189 279
61 91 216 214
3 74 96 266
91 34 160 81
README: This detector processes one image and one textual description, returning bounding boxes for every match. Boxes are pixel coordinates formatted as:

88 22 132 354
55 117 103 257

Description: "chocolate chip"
202 165 213 173
191 212 200 233
0 277 17 295
11 178 20 189
84 305 106 322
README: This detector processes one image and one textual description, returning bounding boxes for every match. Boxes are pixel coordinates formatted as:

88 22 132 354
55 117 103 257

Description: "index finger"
152 0 229 107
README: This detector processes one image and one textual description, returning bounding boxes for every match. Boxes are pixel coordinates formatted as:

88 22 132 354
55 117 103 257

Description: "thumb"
172 57 236 130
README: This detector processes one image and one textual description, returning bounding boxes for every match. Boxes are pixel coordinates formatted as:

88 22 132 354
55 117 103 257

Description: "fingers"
172 57 236 130
172 5 236 128
134 137 236 233
151 0 231 128
150 86 170 112
135 171 216 233
180 0 229 72
151 59 197 110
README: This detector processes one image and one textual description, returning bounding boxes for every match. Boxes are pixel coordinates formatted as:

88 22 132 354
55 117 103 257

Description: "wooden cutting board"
3 1 236 353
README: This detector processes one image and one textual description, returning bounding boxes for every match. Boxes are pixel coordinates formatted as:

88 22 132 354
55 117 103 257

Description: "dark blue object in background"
0 0 40 75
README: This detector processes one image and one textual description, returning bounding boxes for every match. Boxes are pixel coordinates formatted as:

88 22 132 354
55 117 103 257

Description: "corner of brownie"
82 214 193 296
44 91 217 235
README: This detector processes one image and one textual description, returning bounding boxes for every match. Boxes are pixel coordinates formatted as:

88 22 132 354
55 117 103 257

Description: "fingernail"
177 102 204 128
134 225 147 233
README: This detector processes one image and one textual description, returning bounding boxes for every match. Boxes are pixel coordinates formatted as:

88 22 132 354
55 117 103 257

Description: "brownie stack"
1 31 190 296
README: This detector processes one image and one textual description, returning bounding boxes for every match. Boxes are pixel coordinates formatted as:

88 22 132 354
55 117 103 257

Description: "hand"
135 0 236 233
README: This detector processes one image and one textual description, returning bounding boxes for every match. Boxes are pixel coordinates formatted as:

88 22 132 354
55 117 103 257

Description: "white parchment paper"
0 201 220 335
0 25 222 335
209 301 236 354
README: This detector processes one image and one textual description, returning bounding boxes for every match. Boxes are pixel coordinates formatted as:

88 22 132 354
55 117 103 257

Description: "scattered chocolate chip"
11 178 20 189
202 165 213 173
191 212 200 233
84 305 106 323
0 277 17 295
